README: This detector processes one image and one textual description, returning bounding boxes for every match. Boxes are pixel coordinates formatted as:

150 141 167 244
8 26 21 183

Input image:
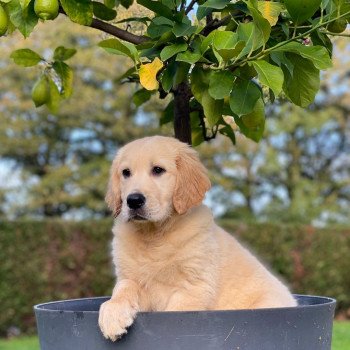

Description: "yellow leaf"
139 57 164 91
258 1 283 26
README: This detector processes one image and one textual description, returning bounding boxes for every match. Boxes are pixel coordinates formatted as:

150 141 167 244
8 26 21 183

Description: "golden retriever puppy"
99 136 296 341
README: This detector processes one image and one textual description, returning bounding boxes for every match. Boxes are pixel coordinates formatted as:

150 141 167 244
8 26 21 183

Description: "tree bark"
90 18 149 44
173 82 192 145
59 8 149 45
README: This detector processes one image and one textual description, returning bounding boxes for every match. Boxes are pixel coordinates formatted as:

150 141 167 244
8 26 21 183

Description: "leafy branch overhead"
2 0 350 145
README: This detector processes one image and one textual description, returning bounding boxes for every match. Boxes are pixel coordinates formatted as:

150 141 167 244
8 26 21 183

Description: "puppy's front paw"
98 299 137 341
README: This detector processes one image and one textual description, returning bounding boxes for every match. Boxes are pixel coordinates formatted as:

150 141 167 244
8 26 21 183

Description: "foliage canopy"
1 0 350 144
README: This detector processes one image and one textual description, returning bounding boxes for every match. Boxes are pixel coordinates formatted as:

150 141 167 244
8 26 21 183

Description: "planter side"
34 295 336 350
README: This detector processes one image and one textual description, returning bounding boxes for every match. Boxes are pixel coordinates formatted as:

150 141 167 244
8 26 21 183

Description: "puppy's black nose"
127 193 146 209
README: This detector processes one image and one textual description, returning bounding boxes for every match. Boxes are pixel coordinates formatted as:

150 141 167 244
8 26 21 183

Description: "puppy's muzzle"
127 193 146 210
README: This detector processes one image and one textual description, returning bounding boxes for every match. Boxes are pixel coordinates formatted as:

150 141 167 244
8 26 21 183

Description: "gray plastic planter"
34 295 335 350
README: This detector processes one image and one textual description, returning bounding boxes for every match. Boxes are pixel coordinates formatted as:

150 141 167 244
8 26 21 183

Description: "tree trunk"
173 82 192 145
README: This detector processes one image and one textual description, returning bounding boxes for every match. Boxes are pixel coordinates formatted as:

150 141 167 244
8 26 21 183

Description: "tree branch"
185 0 197 15
59 9 149 45
173 82 192 145
200 15 231 36
90 18 149 44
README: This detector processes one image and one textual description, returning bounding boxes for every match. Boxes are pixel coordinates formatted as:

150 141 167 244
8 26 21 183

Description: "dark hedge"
1 219 349 335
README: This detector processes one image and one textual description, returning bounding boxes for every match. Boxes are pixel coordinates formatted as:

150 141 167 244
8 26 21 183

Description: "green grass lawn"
0 336 39 350
0 321 349 349
333 321 350 350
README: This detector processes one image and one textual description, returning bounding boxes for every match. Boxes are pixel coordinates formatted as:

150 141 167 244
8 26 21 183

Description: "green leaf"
219 124 236 145
52 61 74 98
173 61 190 88
46 76 61 113
200 0 230 9
274 42 332 70
172 18 196 37
115 66 137 82
238 64 258 79
270 51 294 76
161 61 176 92
234 98 265 142
202 90 223 126
190 110 205 146
104 0 117 8
285 0 321 24
60 0 93 25
191 126 205 147
8 0 38 38
251 60 284 96
236 0 271 59
152 15 173 26
176 50 201 64
191 66 209 103
210 30 245 61
98 38 137 61
132 88 153 106
208 70 235 99
147 22 172 38
237 22 255 43
229 79 261 117
200 31 215 53
160 99 174 125
283 53 320 107
237 22 264 59
162 0 175 9
246 0 271 44
53 46 77 61
92 1 117 20
137 0 174 20
212 31 238 50
191 67 223 126
310 30 332 56
196 5 212 20
123 41 139 61
218 41 246 61
162 60 191 92
10 48 42 67
160 42 188 61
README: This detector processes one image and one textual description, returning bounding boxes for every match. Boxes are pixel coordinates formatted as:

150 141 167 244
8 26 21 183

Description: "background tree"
204 102 350 224
1 0 349 145
198 39 350 224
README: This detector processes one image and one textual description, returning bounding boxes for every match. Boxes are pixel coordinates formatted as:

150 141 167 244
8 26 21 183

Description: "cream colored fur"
99 136 297 341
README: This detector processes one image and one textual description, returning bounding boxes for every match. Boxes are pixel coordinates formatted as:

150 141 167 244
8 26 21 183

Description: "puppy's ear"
105 160 122 217
173 146 211 215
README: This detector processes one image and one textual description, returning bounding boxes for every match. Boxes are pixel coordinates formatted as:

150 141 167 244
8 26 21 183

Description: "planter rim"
34 294 336 315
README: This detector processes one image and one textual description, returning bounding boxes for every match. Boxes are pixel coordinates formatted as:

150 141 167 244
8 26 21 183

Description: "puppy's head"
105 136 211 222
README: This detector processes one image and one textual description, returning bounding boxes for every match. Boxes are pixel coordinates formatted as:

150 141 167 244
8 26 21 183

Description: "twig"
323 31 350 37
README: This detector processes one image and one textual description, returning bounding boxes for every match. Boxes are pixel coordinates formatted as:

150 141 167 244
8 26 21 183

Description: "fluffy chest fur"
111 206 219 310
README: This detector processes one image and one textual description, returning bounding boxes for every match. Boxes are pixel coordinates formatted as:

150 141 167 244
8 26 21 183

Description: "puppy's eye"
122 168 131 178
152 166 166 176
